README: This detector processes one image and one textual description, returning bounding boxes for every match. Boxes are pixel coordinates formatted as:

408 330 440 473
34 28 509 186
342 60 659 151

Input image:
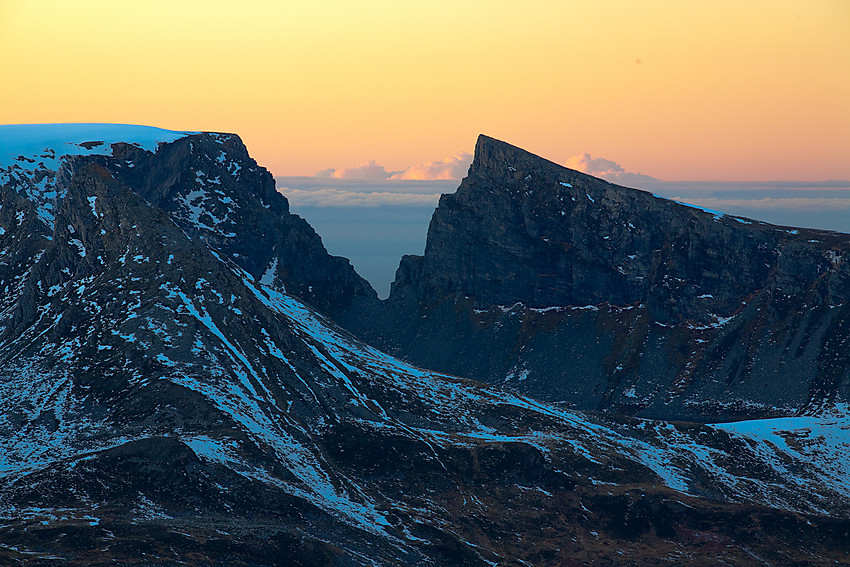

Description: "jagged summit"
339 135 850 422
471 134 590 179
415 133 844 320
470 134 558 174
469 134 596 185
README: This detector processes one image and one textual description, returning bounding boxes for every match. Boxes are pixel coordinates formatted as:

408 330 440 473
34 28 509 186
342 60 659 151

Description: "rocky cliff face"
341 135 850 422
2 126 850 566
104 133 378 317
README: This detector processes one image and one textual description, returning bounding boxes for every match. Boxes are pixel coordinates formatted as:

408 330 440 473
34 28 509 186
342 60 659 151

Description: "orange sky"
1 0 848 181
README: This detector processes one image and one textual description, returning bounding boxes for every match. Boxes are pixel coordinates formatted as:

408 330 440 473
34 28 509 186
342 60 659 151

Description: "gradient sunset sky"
1 0 848 181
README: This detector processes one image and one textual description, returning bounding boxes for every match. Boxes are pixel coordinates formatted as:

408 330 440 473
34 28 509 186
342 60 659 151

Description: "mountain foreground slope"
340 135 850 422
1 125 849 565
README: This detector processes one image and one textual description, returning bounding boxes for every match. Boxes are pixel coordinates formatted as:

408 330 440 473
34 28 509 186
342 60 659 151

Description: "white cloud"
315 160 400 180
565 152 659 184
389 152 473 180
564 153 622 176
313 168 336 178
315 152 473 181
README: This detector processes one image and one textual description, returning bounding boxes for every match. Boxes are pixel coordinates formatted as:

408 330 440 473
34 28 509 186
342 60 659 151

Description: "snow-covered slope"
1 125 848 566
0 124 192 229
0 124 191 165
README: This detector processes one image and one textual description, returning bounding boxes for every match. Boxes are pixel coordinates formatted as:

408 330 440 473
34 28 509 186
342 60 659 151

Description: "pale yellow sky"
1 0 848 180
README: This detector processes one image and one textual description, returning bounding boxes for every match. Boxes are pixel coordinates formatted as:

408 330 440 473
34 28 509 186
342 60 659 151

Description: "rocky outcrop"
103 133 378 317
341 135 850 422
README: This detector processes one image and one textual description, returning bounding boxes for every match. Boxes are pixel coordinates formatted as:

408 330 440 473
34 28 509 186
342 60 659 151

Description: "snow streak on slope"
0 364 121 481
159 281 393 536
712 409 850 513
240 270 850 519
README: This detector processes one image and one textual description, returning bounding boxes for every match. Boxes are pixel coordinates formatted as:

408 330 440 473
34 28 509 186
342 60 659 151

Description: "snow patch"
260 258 279 287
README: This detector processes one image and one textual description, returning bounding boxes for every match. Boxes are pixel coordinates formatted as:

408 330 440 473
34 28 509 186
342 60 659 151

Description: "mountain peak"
470 134 573 178
345 135 850 422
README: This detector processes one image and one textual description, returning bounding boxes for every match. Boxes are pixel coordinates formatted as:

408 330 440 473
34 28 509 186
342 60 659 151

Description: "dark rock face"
102 133 377 317
341 135 850 421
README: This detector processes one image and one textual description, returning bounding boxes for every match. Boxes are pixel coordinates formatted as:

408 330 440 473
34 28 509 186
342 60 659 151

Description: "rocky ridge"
341 135 850 422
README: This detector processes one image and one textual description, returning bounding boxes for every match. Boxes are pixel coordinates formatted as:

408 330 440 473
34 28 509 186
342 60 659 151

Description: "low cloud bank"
279 187 442 208
277 177 457 208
